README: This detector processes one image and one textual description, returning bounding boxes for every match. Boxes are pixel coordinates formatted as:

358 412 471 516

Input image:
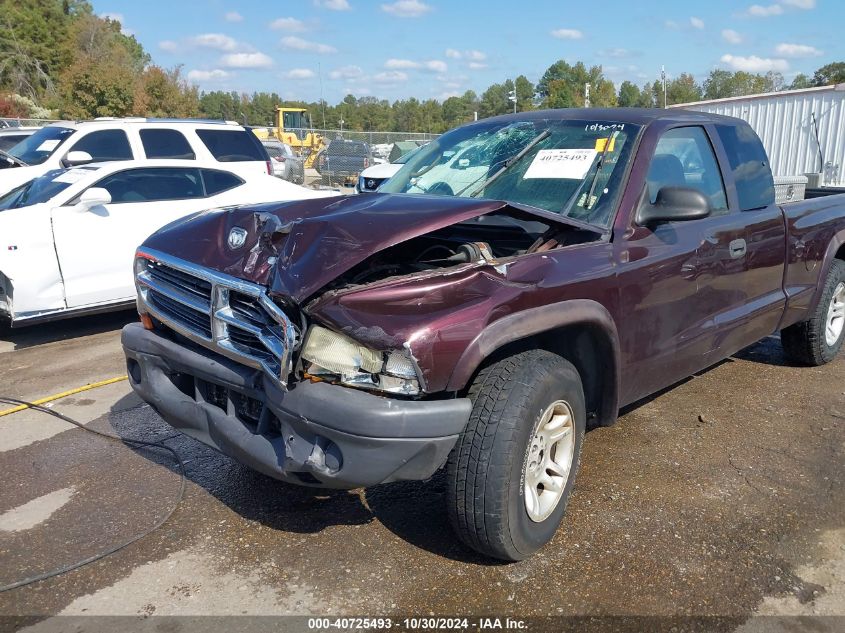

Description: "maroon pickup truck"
122 108 845 561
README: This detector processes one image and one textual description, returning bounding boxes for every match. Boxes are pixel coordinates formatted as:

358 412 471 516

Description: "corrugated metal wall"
676 86 845 186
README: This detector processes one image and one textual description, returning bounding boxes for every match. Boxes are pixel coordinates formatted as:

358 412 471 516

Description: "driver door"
51 167 209 308
616 125 748 403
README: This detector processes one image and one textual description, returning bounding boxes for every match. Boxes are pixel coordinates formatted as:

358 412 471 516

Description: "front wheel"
782 259 845 365
446 349 585 561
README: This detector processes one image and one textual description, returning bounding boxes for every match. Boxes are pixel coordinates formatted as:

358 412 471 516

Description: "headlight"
301 325 421 395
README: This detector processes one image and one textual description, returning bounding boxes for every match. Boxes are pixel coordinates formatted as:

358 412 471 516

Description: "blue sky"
97 0 843 102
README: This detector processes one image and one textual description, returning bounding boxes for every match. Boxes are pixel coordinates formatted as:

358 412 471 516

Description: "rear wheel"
446 349 585 561
782 259 845 365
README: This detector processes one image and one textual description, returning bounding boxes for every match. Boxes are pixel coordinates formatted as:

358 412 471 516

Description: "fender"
808 227 845 314
446 299 621 426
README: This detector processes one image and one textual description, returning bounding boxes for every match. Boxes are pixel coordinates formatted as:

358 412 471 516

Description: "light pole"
661 66 667 108
508 83 517 113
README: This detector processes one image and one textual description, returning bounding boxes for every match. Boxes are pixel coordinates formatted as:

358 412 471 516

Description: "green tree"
790 73 813 90
538 60 613 108
0 0 91 98
479 80 513 118
666 73 702 105
812 62 845 86
703 69 768 100
514 75 534 111
134 66 199 118
617 81 641 107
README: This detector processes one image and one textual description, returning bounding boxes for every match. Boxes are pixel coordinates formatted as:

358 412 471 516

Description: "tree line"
2 2 845 133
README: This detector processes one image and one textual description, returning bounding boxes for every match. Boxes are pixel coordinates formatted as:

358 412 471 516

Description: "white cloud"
468 62 487 70
445 49 486 62
280 36 337 54
381 0 432 18
329 65 363 79
423 60 447 73
776 42 823 57
690 16 704 29
270 17 307 31
189 33 239 51
220 52 274 69
550 28 583 40
284 68 315 79
720 54 788 72
782 0 815 8
385 58 420 69
722 29 743 44
159 40 179 52
314 0 351 9
187 69 231 81
384 58 447 72
664 19 679 29
372 71 408 83
224 11 243 22
746 4 784 16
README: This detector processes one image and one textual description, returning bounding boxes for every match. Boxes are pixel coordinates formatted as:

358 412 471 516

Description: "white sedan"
0 160 334 326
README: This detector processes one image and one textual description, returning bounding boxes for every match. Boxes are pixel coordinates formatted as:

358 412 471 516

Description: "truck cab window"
715 123 775 211
649 127 728 215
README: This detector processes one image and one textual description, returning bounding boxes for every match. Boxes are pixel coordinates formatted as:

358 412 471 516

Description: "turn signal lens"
139 313 154 330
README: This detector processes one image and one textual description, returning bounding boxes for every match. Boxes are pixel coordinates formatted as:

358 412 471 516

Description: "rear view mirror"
65 150 93 166
638 186 710 226
77 187 111 210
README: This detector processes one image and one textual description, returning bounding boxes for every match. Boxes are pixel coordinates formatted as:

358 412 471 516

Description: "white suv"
0 118 272 196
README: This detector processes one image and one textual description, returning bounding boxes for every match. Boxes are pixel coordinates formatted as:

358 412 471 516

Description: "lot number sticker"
36 139 61 152
524 148 597 180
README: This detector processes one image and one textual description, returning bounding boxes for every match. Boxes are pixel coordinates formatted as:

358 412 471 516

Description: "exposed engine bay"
326 210 603 291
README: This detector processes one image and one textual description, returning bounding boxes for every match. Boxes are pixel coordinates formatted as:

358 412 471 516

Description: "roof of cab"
481 107 744 127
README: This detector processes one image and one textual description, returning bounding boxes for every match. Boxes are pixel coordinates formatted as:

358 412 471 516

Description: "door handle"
729 238 747 259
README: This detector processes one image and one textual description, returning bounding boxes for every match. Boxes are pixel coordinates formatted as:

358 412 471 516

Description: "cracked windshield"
380 119 639 226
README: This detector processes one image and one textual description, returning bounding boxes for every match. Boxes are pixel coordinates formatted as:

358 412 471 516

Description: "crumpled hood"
141 193 509 303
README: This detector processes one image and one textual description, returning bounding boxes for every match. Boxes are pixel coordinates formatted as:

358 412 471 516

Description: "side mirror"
77 187 111 210
65 150 93 166
638 186 711 226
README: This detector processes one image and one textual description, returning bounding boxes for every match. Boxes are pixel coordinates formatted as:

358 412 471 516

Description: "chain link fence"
0 117 60 128
281 128 440 190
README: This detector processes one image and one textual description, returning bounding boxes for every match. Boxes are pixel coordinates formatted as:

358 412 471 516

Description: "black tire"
782 259 845 366
446 349 585 561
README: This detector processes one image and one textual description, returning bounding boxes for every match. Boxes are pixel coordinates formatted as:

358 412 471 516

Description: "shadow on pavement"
106 390 498 564
0 310 137 351
103 335 797 565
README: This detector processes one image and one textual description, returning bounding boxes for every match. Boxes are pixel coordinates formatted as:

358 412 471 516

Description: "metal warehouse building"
672 83 845 187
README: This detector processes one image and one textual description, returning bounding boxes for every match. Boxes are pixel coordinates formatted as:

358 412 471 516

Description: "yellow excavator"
254 107 326 168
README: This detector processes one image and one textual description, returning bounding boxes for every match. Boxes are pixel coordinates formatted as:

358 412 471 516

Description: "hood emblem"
228 227 248 250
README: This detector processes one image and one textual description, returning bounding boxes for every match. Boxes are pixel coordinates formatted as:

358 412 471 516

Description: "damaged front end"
135 192 607 399
126 193 608 487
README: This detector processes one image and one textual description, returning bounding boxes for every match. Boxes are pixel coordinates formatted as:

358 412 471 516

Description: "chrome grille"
135 248 298 386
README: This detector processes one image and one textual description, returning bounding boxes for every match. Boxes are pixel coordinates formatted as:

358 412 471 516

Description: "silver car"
262 140 305 185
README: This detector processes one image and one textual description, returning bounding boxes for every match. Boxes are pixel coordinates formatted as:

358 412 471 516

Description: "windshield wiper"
457 129 551 198
560 130 618 218
0 149 28 167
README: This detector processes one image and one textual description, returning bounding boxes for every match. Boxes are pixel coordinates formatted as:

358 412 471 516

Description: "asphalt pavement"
0 312 843 632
